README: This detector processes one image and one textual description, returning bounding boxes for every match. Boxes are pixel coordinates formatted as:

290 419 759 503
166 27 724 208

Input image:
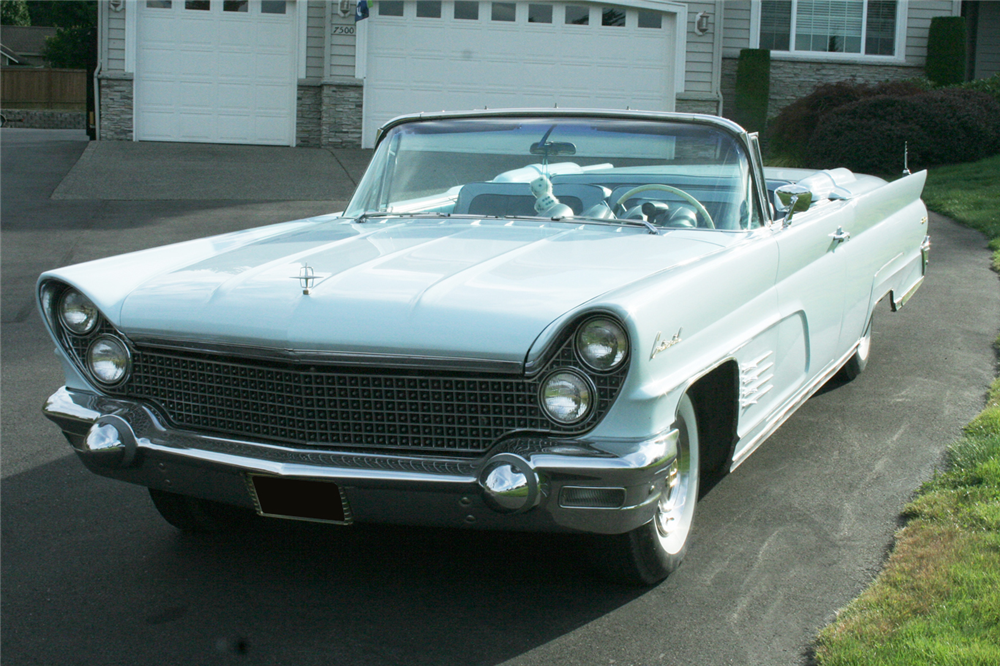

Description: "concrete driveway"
2 129 998 666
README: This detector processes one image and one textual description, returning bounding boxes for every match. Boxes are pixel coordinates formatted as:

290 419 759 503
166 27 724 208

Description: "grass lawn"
920 155 1000 271
813 155 1000 664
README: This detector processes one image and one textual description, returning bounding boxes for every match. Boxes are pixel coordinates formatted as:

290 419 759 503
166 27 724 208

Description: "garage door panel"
176 82 216 110
179 22 216 47
217 115 253 143
136 1 296 146
255 85 293 112
364 1 676 146
217 84 254 110
177 113 216 142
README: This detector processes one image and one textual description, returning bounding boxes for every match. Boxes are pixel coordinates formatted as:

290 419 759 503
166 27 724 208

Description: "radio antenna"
902 141 911 176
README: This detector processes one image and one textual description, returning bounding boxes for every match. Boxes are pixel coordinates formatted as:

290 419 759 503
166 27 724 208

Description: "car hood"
117 217 731 363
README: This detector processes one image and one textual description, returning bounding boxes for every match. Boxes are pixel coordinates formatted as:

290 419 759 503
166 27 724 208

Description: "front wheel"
595 394 700 585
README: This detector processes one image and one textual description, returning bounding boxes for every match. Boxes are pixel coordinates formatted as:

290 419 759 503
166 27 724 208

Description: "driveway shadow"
1 455 643 666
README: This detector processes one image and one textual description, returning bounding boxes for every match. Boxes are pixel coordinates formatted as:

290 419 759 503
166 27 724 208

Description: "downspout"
714 0 725 116
93 0 105 140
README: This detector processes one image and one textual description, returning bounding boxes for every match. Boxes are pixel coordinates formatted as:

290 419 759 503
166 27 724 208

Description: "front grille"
119 340 626 455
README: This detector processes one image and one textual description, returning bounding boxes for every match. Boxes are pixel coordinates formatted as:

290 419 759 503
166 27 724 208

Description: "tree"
1 0 31 26
24 1 95 28
22 1 97 70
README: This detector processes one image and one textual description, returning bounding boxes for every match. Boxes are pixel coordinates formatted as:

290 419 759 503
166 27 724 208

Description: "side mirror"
775 184 813 224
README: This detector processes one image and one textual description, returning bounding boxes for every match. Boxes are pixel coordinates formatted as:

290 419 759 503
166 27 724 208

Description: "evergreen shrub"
765 79 928 163
733 49 770 133
926 16 968 86
807 89 1000 174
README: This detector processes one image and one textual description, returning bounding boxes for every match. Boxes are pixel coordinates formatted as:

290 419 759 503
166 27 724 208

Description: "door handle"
829 227 851 244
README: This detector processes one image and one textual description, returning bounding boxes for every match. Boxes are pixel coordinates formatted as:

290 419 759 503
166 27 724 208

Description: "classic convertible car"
40 110 930 584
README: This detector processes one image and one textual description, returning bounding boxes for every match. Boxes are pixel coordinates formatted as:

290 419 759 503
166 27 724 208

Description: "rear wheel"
148 489 252 533
840 314 873 381
597 394 700 585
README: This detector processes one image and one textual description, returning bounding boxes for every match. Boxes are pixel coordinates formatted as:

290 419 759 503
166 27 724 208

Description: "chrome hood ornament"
295 263 318 295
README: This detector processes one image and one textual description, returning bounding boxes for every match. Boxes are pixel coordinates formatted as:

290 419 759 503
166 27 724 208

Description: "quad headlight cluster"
50 285 131 387
538 316 629 426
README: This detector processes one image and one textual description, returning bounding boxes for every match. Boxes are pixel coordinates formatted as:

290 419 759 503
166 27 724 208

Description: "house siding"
306 1 327 80
972 0 1000 78
719 0 955 120
683 1 718 94
329 10 356 79
106 7 126 73
721 0 752 55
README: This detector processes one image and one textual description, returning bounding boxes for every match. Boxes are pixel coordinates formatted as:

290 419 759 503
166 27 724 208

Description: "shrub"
807 88 1000 174
956 72 1000 105
733 49 770 133
765 79 928 162
926 16 968 86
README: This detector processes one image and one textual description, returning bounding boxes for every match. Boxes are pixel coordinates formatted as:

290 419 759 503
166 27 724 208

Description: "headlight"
87 336 131 385
576 318 628 371
540 370 593 424
59 289 99 335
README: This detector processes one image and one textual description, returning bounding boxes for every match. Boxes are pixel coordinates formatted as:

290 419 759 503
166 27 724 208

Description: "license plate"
246 475 352 525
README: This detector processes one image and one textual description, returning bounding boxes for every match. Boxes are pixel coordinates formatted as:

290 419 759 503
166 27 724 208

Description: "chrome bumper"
44 387 677 535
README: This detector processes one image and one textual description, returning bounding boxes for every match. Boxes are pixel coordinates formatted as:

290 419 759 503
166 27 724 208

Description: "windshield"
345 116 760 231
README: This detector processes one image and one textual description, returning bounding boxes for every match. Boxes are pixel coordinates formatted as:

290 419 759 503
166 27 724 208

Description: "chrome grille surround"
118 338 626 454
41 280 629 456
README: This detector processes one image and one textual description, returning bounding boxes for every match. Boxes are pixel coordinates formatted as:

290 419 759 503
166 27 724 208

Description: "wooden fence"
1 68 87 110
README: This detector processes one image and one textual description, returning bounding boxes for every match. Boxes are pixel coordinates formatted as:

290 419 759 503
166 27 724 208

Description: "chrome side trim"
891 276 925 312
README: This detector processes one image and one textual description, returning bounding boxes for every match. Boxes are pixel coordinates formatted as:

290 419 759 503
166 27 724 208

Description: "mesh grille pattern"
121 341 627 454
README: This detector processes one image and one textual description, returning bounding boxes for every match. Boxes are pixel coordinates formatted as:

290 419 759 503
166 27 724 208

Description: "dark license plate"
247 475 351 525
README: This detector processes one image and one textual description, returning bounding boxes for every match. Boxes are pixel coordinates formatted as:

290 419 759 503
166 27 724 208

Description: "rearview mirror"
530 141 576 157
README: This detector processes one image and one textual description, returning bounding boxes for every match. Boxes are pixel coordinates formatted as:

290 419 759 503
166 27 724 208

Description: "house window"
417 1 441 17
528 4 552 23
455 1 479 20
760 0 898 56
379 1 404 16
565 5 589 25
260 1 286 14
492 2 516 21
601 7 625 27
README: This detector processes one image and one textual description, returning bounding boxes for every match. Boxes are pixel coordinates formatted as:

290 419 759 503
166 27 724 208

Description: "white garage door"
361 1 679 146
135 0 297 145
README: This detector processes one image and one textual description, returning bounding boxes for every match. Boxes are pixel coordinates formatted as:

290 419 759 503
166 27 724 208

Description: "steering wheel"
615 184 714 229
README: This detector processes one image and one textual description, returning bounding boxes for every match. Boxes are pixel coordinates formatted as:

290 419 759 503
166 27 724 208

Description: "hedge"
765 79 929 163
733 49 770 133
807 89 1000 174
926 16 968 87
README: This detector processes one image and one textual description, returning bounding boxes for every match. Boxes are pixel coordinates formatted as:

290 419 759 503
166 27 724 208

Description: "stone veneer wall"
296 83 323 147
99 76 134 140
720 58 924 121
1 109 86 129
676 97 722 115
321 82 363 148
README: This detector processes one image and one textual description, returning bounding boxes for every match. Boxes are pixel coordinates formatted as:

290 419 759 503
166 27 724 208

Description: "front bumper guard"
44 386 677 535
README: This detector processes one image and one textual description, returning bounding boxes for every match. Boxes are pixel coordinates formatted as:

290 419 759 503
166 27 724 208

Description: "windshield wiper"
354 211 447 223
618 218 660 235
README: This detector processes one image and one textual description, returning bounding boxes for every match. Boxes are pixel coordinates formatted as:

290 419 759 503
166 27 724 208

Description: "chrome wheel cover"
654 395 699 555
857 316 873 362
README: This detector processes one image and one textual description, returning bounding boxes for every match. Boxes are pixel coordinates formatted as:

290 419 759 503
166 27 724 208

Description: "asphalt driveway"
2 129 998 666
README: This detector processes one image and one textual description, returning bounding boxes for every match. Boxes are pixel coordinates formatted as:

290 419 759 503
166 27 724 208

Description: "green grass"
920 154 1000 271
814 154 1000 665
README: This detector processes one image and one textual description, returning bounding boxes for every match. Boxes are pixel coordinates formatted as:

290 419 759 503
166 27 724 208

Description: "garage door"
361 1 679 146
135 0 297 145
